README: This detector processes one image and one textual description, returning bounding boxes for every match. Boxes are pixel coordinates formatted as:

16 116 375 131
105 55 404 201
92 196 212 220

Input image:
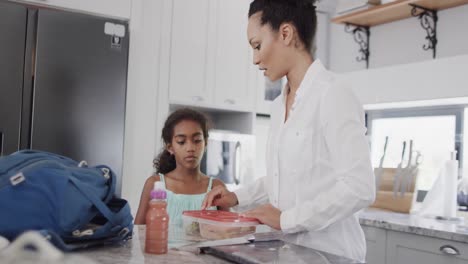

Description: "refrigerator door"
0 2 27 156
31 9 129 195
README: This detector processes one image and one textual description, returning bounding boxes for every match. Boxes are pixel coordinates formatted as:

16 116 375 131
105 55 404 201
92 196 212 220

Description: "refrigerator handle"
0 131 4 156
233 141 241 185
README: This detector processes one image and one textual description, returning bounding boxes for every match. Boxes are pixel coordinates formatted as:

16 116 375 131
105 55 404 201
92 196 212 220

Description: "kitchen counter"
359 208 468 243
79 225 227 264
79 225 359 264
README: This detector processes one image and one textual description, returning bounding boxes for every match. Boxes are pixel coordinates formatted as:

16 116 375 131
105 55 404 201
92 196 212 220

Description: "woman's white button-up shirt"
234 60 375 262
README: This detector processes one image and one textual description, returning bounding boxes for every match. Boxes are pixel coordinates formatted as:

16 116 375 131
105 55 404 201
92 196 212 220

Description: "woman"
201 0 375 261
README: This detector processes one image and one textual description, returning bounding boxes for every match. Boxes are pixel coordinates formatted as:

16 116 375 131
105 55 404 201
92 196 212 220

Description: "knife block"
371 168 417 213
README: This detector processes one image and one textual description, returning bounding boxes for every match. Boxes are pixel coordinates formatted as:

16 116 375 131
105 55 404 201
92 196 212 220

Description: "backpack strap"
207 177 213 192
69 177 117 225
68 176 131 240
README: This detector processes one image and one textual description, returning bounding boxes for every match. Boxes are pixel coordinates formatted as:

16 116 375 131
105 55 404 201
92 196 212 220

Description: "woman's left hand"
242 204 282 230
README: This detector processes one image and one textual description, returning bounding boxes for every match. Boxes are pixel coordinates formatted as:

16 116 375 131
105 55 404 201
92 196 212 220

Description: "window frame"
366 105 465 171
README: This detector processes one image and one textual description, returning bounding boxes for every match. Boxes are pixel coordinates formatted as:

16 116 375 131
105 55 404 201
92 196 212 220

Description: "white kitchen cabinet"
169 0 213 106
386 230 468 264
8 0 131 20
362 226 387 264
168 0 256 112
212 0 255 111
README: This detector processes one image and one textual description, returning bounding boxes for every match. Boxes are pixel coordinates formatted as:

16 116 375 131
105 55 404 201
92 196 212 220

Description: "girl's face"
167 120 206 170
247 12 289 82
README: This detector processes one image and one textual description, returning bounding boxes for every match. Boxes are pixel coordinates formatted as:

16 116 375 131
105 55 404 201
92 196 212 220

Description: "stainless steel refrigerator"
0 1 128 196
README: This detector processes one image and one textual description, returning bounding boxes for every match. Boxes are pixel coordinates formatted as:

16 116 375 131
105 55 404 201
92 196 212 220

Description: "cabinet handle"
224 99 236 105
192 96 204 102
440 245 460 256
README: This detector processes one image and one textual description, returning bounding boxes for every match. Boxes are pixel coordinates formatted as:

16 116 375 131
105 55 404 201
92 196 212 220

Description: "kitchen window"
367 106 464 191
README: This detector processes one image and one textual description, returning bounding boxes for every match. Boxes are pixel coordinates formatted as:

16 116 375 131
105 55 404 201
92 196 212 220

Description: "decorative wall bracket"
410 4 438 59
345 24 370 69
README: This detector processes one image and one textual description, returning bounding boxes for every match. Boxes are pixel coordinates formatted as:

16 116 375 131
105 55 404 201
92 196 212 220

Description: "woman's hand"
242 204 282 230
201 185 238 210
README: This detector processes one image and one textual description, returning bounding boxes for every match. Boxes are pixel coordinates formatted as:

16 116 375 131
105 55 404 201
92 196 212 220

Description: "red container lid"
183 210 260 223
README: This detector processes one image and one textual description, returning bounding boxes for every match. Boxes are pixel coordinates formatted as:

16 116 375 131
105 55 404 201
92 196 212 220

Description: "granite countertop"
359 208 468 243
78 225 229 264
78 225 359 264
202 240 360 264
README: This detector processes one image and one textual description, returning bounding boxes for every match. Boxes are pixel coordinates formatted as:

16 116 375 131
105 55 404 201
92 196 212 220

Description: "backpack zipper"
0 160 53 189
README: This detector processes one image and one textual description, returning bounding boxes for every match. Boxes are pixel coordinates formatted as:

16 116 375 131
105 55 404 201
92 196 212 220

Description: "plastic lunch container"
182 210 260 240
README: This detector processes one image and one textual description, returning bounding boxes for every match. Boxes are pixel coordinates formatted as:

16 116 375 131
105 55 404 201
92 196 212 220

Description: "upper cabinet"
8 0 131 20
212 0 255 111
168 0 256 112
169 0 213 107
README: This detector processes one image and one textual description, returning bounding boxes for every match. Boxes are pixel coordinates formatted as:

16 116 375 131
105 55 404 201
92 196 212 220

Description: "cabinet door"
169 0 213 105
362 225 387 264
387 230 468 264
212 0 254 111
0 2 27 155
11 0 131 20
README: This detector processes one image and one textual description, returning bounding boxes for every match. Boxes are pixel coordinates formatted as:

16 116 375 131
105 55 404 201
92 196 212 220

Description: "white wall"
121 0 165 215
329 4 468 107
330 4 468 73
341 54 468 107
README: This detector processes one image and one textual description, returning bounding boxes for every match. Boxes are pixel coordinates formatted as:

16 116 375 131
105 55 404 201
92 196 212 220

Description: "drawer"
387 230 468 264
362 225 387 264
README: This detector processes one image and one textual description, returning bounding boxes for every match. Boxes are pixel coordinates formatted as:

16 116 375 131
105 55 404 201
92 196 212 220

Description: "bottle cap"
151 181 167 200
154 181 165 190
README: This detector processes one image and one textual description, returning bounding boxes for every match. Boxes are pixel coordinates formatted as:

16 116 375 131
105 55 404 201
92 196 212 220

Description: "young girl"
135 108 227 226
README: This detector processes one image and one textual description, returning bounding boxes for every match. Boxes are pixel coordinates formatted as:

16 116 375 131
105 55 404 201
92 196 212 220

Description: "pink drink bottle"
145 181 169 254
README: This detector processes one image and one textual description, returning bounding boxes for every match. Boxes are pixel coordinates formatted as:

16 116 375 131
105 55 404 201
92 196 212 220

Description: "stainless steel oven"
201 130 255 191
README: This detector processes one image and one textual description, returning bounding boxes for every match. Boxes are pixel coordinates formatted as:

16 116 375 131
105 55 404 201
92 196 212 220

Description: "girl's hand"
242 204 282 230
201 185 238 210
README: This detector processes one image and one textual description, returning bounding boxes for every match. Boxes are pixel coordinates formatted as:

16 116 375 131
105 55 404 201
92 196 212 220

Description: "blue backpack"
0 150 133 250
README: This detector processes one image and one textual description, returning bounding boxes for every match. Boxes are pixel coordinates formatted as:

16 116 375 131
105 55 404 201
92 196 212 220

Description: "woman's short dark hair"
154 108 211 174
248 0 317 52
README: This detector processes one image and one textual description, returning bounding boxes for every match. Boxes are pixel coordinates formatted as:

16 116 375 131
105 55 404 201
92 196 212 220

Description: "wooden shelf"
332 0 468 27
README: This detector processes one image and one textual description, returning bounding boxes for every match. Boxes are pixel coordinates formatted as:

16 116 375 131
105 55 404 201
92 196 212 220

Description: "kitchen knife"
181 231 284 249
188 236 253 248
375 136 388 190
393 141 406 198
399 140 414 197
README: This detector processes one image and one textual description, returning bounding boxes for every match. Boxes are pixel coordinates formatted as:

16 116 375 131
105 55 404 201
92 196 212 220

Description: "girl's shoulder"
211 178 225 188
199 174 225 187
143 174 162 187
149 173 162 181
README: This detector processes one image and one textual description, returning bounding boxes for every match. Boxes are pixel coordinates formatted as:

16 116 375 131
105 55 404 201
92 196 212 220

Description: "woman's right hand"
201 185 238 210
